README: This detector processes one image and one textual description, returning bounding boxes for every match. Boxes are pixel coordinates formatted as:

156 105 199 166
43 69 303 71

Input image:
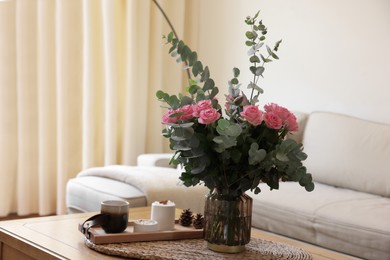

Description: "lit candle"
133 219 158 233
151 200 176 231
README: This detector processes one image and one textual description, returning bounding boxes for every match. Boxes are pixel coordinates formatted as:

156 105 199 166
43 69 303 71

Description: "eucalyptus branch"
152 0 191 81
250 23 257 102
255 53 272 85
245 12 281 104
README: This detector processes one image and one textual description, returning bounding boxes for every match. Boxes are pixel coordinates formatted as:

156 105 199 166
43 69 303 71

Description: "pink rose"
193 100 213 117
178 105 194 121
264 112 283 129
161 109 180 124
264 103 298 131
285 114 299 131
198 108 221 125
264 103 290 120
240 105 263 126
264 103 279 113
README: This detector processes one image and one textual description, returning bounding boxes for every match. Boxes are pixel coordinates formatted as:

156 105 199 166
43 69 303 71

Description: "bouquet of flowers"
156 11 314 197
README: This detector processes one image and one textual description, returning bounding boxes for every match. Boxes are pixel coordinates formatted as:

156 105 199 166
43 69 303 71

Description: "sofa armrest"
137 153 175 168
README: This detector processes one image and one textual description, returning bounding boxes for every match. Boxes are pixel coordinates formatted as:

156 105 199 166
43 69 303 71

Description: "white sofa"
66 111 390 259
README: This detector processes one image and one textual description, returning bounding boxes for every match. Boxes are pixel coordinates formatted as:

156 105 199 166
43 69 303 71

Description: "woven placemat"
85 237 313 260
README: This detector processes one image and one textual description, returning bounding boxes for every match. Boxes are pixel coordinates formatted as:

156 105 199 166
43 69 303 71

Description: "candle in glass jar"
151 200 176 231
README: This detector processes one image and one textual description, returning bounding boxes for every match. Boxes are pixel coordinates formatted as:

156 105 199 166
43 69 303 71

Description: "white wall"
197 0 390 124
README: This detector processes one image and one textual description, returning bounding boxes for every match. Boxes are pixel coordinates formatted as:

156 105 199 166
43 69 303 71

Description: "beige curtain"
0 0 199 217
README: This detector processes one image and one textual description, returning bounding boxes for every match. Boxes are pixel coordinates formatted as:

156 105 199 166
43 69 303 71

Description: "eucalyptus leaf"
180 45 191 61
272 52 279 60
203 78 215 91
192 61 203 77
245 31 255 39
276 152 289 162
209 87 219 99
190 157 207 174
233 67 240 77
248 143 267 165
168 95 180 109
169 45 176 54
188 85 199 95
177 40 184 53
196 89 205 96
216 119 230 132
305 182 315 192
266 45 273 56
155 90 166 99
250 55 261 63
260 54 273 63
189 78 198 86
180 96 194 106
167 32 174 43
169 122 194 128
188 51 198 66
258 24 266 31
247 47 256 56
255 66 265 76
274 39 282 51
231 78 239 85
247 82 264 93
299 174 313 186
171 126 194 141
182 146 203 158
253 187 261 194
200 66 210 82
172 140 192 151
195 93 206 102
213 135 237 152
225 124 242 137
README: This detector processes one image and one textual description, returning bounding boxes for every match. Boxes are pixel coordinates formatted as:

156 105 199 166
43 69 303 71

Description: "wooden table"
0 207 358 260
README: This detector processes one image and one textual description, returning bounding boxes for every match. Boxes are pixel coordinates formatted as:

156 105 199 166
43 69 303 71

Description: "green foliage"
248 143 266 165
156 10 314 196
213 119 242 153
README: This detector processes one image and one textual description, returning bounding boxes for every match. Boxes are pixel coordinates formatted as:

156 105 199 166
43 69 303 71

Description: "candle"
151 200 176 231
133 219 158 233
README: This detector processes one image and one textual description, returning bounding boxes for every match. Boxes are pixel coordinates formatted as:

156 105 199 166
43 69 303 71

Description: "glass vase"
204 189 253 253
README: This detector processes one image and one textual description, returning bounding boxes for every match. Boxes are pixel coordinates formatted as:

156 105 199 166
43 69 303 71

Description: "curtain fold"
37 0 56 216
0 0 17 216
0 0 199 216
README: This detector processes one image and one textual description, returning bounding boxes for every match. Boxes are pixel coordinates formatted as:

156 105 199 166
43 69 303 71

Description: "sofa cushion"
249 182 390 259
315 196 390 260
66 176 147 213
302 112 390 197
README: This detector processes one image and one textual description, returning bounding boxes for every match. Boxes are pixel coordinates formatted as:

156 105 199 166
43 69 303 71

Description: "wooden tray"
79 220 204 244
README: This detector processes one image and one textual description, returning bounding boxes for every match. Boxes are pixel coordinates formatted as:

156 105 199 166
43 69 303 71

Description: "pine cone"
179 209 194 227
192 213 204 229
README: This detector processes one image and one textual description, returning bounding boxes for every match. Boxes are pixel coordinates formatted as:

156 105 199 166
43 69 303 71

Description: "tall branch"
152 0 191 81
